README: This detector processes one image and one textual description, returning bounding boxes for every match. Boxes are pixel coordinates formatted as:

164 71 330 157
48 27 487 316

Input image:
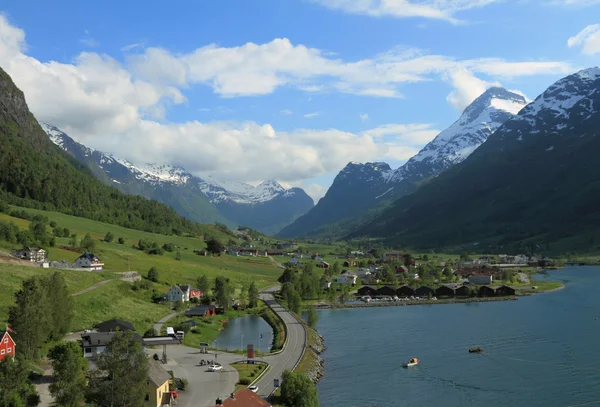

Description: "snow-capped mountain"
351 67 600 251
387 87 528 192
278 87 527 238
40 123 313 233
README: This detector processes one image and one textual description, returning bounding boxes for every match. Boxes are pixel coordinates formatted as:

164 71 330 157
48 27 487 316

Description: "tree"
338 284 351 304
370 248 380 259
460 251 470 261
238 281 249 307
214 277 233 310
80 233 95 252
280 369 320 407
103 232 114 243
205 238 222 254
0 355 40 407
307 306 318 329
402 253 414 267
278 268 297 284
147 267 159 283
173 299 185 312
49 221 57 228
8 277 50 360
248 281 259 308
117 236 125 244
49 342 87 407
45 272 73 340
62 227 70 238
287 287 302 314
86 331 148 407
197 274 210 296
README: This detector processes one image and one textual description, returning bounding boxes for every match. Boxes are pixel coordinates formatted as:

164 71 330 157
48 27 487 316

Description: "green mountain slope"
0 67 204 236
350 68 600 253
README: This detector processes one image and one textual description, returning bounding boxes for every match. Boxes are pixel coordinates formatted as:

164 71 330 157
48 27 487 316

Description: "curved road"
254 287 307 398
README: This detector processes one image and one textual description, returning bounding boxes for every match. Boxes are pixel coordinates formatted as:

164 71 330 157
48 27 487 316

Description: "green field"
0 206 286 333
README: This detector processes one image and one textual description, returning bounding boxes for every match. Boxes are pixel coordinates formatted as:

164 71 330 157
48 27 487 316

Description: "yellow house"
145 359 173 407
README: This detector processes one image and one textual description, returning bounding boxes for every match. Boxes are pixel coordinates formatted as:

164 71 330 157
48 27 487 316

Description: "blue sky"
1 0 599 201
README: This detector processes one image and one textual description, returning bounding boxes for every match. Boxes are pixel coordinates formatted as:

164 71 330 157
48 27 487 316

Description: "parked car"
209 364 223 371
248 385 258 393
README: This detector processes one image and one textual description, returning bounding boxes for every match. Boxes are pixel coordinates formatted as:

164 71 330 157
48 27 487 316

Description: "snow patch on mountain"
199 177 289 205
388 87 528 183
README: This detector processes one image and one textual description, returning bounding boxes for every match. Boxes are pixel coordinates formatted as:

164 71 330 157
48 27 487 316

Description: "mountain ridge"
278 86 528 238
40 123 313 233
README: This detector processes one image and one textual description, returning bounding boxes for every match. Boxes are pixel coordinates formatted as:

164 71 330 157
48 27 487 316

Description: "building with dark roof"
376 286 397 297
75 252 104 270
216 389 271 406
357 286 377 296
95 319 136 332
435 285 456 298
495 285 516 296
415 286 434 297
396 285 415 297
185 305 216 317
478 286 496 297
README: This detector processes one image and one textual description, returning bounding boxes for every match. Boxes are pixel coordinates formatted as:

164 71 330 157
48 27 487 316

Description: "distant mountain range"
278 86 528 239
41 123 314 234
350 67 600 253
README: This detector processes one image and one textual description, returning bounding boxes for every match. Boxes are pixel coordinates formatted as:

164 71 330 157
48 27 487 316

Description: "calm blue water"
316 267 600 407
214 315 273 352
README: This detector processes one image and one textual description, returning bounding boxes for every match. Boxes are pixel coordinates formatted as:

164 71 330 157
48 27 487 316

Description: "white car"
209 364 223 371
248 385 258 393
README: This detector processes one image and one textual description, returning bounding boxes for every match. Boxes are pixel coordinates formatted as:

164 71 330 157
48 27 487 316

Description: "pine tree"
8 277 50 360
248 281 259 308
307 306 318 329
197 274 210 296
0 355 40 407
49 342 87 407
45 272 73 340
86 331 148 407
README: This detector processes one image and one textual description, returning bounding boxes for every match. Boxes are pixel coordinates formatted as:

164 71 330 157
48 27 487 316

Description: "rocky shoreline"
312 296 518 310
306 332 326 384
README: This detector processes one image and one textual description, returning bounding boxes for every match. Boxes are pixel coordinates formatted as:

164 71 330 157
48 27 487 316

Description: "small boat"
469 346 483 353
402 358 419 367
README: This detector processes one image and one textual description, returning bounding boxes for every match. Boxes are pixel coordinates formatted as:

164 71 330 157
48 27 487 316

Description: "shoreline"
311 296 518 310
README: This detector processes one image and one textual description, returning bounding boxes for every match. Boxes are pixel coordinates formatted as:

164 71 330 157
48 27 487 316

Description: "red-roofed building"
216 390 271 407
0 331 15 361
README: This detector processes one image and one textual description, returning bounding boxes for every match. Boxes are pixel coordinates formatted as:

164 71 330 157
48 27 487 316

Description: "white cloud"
121 43 144 52
568 24 600 55
445 67 500 111
311 0 500 23
0 15 574 191
280 109 293 115
359 113 369 121
551 0 600 5
79 30 98 48
304 112 320 118
303 183 328 203
122 37 574 99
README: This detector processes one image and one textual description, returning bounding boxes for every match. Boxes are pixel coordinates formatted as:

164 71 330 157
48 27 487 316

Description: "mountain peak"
462 87 528 121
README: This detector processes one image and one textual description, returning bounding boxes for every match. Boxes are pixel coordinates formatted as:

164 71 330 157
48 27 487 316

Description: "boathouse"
376 286 397 297
478 286 495 297
495 285 516 296
415 286 434 297
396 285 415 297
455 285 471 297
435 285 455 298
357 286 378 296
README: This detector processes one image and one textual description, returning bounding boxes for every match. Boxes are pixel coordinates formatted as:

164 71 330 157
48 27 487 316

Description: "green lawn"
0 263 116 325
233 362 268 392
71 279 171 333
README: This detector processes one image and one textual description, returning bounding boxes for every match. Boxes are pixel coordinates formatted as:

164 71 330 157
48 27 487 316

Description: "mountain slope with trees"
0 67 206 236
350 68 600 253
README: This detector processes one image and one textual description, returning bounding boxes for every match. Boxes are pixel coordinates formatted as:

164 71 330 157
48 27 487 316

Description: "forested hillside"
0 67 204 236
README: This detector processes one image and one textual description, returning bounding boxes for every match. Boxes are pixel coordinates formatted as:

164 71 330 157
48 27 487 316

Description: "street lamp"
213 340 218 362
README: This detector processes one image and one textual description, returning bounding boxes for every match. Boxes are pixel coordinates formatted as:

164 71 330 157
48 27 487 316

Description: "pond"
214 315 273 352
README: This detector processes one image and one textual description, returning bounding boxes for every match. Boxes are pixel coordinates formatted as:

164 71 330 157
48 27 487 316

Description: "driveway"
147 345 241 407
153 310 182 335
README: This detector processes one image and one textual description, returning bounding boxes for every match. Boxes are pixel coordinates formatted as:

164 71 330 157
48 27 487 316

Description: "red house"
189 289 203 300
0 330 15 361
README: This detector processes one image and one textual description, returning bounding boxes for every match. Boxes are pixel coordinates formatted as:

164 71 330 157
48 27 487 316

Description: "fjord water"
316 267 600 407
214 315 273 352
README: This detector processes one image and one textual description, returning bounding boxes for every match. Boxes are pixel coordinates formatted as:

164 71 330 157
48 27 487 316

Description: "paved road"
70 279 115 296
253 287 307 398
149 345 240 407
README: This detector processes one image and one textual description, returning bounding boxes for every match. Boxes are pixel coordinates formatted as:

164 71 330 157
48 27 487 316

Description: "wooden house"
376 286 397 297
357 286 378 296
455 285 471 297
435 285 455 298
396 285 415 297
495 285 516 296
478 286 495 297
415 286 434 297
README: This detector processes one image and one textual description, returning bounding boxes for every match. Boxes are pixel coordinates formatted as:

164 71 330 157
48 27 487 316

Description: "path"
33 368 53 407
153 310 183 335
268 256 286 269
70 279 115 296
254 286 307 398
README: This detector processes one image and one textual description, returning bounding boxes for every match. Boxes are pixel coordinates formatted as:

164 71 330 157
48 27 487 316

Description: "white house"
14 247 47 263
167 285 191 302
75 253 104 271
336 271 357 286
81 332 144 358
468 274 493 285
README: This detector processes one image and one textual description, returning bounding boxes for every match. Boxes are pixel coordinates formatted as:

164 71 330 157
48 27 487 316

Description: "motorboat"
403 358 419 367
469 346 483 353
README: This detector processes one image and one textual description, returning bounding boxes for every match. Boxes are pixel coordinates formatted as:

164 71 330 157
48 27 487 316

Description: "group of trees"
136 239 164 255
0 214 56 249
280 369 320 407
197 275 259 311
8 272 73 360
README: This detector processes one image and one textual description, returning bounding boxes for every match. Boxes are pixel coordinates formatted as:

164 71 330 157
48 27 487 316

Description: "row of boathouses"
357 284 517 299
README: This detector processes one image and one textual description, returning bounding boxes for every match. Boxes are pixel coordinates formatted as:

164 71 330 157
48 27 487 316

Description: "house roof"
82 331 143 347
219 389 271 407
78 252 101 261
185 305 216 317
148 359 171 387
21 247 44 252
95 319 136 332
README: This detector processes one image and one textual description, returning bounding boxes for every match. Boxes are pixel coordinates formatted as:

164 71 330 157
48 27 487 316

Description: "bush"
104 232 114 243
148 267 159 283
239 378 251 385
249 373 255 378
118 237 125 244
49 221 57 228
132 280 152 291
162 242 175 252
